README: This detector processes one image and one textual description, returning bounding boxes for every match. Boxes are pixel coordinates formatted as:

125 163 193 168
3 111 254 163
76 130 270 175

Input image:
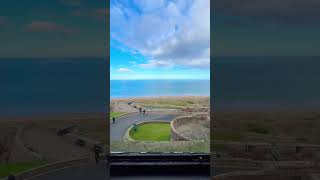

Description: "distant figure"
112 117 116 124
133 123 138 131
93 145 101 164
139 107 142 114
143 109 146 115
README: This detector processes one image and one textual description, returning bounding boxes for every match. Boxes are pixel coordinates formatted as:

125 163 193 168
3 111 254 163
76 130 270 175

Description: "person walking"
112 116 116 124
93 145 101 164
139 107 142 114
143 109 146 115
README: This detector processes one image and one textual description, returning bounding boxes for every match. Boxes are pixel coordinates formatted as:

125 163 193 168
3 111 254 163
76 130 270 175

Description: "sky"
0 0 107 58
110 0 210 80
2 0 317 61
214 0 320 57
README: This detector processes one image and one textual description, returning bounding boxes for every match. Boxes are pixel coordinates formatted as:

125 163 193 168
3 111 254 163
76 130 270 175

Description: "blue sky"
110 0 210 80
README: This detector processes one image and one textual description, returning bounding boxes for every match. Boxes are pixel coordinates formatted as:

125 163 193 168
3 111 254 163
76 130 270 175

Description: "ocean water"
110 79 210 98
214 56 320 111
0 58 107 118
2 56 320 117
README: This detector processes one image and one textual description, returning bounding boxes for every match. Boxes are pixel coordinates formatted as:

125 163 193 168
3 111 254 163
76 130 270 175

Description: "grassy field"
213 111 320 144
110 112 126 120
112 96 210 110
212 130 244 142
129 122 171 141
0 161 47 178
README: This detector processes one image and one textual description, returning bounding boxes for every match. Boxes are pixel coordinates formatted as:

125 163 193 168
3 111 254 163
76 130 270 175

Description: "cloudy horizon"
110 0 210 80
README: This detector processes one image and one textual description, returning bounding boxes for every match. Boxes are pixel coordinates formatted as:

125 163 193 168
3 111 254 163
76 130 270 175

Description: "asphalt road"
28 112 179 180
110 112 177 141
30 162 108 180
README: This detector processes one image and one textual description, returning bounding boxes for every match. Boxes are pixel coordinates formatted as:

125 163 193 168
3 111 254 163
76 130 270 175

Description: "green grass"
212 130 244 142
129 122 171 141
0 160 47 178
139 98 207 109
245 123 270 134
110 112 126 120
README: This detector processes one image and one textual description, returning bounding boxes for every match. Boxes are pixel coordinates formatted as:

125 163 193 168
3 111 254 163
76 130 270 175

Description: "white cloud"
139 60 174 69
111 0 210 69
133 0 165 13
117 68 132 72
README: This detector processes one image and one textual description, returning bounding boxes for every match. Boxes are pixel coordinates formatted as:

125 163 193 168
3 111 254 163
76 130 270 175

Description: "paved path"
30 162 108 180
21 126 90 161
110 112 178 141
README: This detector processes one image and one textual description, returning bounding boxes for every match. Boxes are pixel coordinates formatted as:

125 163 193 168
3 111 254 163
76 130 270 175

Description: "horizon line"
110 79 210 80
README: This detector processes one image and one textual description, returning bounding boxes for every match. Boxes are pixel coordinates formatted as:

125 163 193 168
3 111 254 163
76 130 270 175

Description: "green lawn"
0 161 47 178
110 112 125 120
129 122 171 141
244 122 270 134
212 130 244 142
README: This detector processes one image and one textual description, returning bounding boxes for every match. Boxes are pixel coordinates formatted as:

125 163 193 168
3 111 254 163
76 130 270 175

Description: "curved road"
30 162 108 180
110 112 178 141
28 112 177 180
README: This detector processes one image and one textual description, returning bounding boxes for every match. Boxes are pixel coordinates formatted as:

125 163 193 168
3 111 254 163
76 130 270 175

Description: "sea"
214 56 320 111
1 56 320 117
0 58 107 118
110 79 210 98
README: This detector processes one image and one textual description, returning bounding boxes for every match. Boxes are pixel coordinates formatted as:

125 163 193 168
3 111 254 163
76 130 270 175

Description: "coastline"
0 112 107 122
111 95 210 101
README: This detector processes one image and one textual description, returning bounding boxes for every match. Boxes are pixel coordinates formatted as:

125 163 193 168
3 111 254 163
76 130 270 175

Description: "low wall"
212 141 320 161
170 116 193 141
171 114 209 141
309 174 320 180
64 133 102 151
213 170 304 180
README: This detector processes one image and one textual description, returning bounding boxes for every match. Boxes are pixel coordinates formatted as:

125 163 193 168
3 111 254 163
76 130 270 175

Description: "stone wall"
170 114 210 141
170 116 194 141
213 141 320 161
